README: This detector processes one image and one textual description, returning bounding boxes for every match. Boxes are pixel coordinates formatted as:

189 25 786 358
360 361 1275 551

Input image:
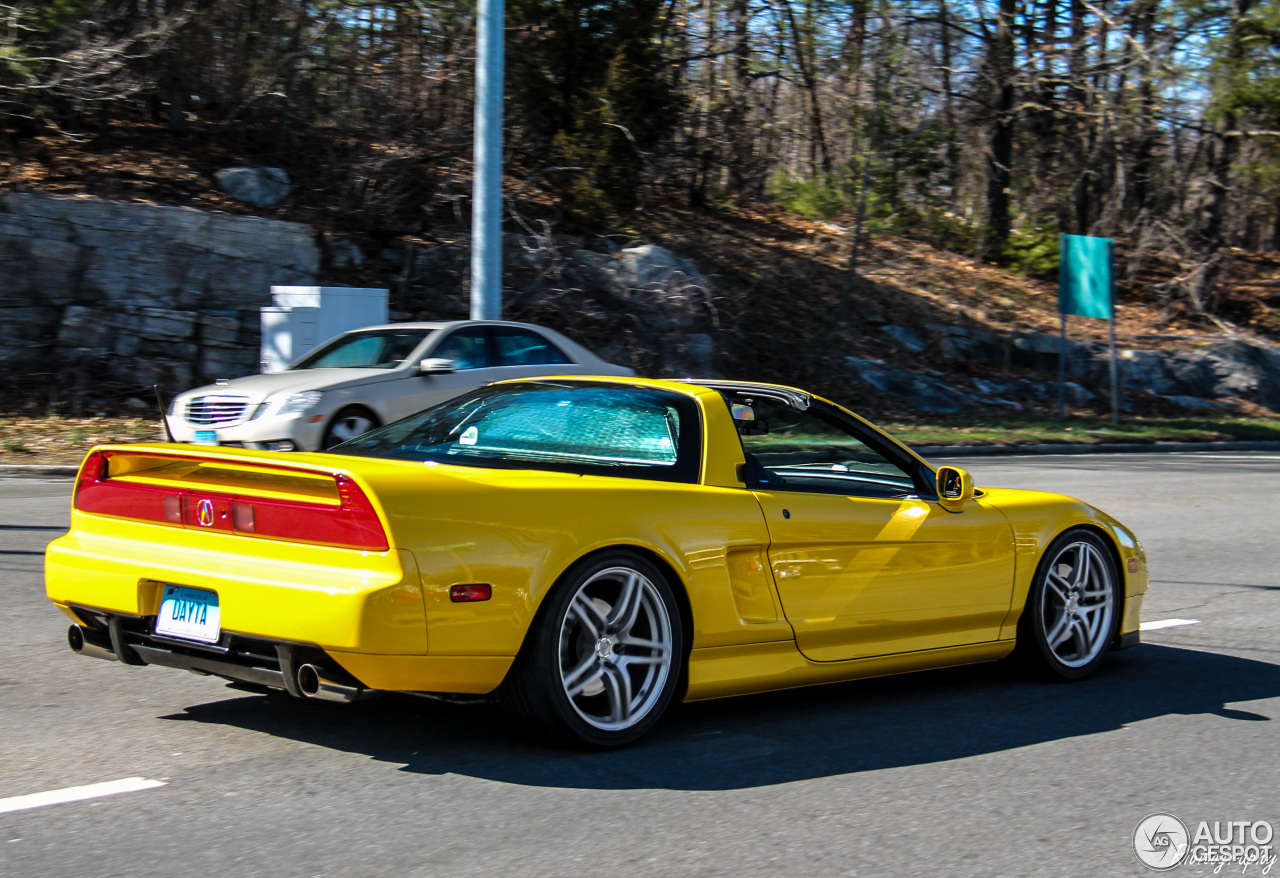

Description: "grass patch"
882 415 1280 447
0 415 163 465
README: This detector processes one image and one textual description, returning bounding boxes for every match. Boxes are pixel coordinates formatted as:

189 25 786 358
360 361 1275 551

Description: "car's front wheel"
322 406 380 449
502 551 685 748
1020 529 1120 680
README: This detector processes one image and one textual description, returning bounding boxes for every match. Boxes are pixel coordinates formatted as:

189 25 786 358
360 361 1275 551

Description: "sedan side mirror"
418 357 456 375
936 466 974 513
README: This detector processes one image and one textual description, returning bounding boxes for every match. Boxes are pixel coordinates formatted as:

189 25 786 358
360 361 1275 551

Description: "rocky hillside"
6 121 1280 422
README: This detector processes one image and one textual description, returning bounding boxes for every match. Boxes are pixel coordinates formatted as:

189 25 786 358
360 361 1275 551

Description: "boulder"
214 167 292 209
1163 395 1229 411
612 244 702 290
846 357 962 413
1163 351 1218 398
1118 349 1176 395
326 237 364 269
1198 340 1280 410
880 325 927 352
1063 381 1094 407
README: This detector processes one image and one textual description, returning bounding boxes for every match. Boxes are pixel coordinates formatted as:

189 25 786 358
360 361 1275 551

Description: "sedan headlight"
277 391 324 416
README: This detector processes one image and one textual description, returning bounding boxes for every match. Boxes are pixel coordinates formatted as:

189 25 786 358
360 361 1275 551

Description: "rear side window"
334 382 701 482
492 327 572 366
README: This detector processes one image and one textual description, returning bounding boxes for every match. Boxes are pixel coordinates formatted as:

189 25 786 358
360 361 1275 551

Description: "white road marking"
1140 618 1202 632
0 777 166 815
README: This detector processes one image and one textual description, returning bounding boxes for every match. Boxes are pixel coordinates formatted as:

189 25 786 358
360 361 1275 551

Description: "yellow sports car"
46 377 1147 747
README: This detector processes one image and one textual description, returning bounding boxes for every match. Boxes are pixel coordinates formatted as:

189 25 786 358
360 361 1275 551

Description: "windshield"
331 381 702 482
291 328 435 370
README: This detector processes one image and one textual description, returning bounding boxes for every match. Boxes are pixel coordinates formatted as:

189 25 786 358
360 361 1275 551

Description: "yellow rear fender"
357 462 789 659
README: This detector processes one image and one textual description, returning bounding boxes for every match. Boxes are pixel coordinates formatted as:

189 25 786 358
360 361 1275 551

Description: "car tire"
1018 528 1121 680
322 406 380 449
501 550 685 749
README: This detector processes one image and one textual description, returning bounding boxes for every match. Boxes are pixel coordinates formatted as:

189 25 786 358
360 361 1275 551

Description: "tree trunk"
981 0 1016 256
780 0 831 175
938 0 958 191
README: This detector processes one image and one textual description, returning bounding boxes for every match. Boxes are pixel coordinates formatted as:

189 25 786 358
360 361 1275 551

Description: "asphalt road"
1 453 1277 877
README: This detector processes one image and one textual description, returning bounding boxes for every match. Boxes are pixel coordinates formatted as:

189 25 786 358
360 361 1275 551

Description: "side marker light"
450 584 492 603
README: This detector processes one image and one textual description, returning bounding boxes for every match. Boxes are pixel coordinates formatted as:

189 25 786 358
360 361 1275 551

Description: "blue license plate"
193 431 219 446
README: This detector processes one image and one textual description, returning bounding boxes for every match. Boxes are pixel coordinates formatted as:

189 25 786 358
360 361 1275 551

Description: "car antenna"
154 385 174 443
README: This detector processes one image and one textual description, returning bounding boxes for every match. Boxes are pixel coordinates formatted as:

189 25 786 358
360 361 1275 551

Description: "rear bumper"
60 603 511 695
46 523 426 653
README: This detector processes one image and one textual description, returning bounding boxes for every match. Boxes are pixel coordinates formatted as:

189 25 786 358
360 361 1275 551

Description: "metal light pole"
470 0 504 320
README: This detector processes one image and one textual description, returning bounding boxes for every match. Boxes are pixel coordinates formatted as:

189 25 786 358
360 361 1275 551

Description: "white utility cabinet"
260 286 388 373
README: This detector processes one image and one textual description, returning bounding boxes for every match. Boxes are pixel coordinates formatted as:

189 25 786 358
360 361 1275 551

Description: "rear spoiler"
73 445 389 552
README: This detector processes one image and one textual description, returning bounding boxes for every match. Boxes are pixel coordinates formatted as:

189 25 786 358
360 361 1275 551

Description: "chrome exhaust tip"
296 663 371 703
68 624 117 662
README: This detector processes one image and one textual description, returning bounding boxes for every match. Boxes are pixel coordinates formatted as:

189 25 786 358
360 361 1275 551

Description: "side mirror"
935 466 974 513
418 357 456 375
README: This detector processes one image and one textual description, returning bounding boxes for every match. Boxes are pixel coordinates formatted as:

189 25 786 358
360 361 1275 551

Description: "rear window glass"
332 382 701 482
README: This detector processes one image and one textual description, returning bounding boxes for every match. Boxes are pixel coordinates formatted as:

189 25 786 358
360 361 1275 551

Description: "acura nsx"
46 377 1146 746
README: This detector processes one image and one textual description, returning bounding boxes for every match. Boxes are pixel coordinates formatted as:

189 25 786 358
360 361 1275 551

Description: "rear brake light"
72 450 388 551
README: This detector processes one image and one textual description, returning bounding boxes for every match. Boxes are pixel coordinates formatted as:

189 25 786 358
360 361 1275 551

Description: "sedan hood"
177 368 398 402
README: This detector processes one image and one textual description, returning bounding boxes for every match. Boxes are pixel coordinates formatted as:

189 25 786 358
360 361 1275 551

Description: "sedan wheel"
1022 530 1119 679
323 407 378 449
502 552 684 747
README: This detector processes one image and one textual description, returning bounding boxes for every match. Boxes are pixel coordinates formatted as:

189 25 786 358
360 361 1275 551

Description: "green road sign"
1059 234 1113 319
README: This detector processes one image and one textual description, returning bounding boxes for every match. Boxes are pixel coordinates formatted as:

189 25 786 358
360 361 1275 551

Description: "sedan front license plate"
193 430 219 446
155 585 221 644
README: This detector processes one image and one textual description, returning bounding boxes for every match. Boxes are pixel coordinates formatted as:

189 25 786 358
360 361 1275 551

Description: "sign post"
1058 234 1119 424
471 0 504 320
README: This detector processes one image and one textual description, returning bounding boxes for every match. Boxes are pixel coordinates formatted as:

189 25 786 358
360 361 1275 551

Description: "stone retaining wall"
0 192 318 393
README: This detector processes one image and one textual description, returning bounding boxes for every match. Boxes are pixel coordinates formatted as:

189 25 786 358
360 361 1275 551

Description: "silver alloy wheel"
327 412 375 444
557 565 674 732
1039 539 1115 669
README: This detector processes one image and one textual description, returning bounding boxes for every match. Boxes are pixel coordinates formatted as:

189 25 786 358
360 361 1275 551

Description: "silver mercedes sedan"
165 321 634 451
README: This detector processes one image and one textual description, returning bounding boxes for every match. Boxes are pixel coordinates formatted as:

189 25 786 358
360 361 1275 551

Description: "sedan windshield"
291 328 434 370
331 382 702 482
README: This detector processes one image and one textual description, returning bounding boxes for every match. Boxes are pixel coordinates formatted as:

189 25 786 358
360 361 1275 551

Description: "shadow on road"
164 643 1278 791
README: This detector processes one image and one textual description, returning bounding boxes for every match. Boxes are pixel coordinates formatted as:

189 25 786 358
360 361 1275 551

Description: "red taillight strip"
73 450 389 552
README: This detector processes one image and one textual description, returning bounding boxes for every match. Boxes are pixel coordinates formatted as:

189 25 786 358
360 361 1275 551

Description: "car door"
732 395 1016 663
381 326 501 421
